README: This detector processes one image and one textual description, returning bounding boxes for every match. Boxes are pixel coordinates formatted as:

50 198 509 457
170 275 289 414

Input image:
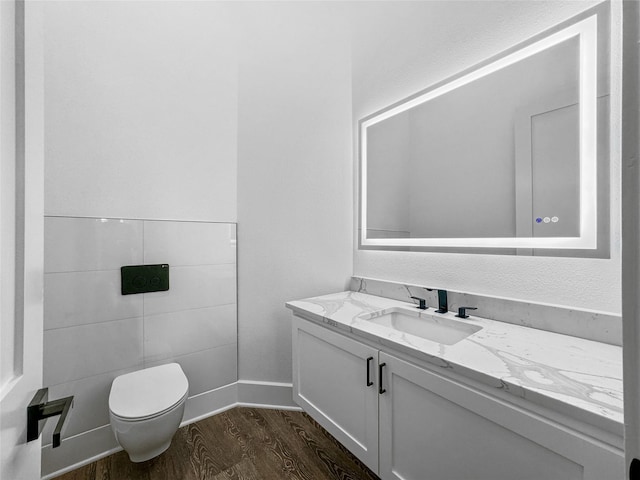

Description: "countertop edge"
286 297 623 439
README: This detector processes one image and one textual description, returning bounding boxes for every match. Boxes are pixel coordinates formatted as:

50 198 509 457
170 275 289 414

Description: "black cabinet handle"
379 363 387 394
366 357 374 386
630 458 640 480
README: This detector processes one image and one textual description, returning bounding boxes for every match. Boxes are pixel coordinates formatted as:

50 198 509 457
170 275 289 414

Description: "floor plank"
270 410 378 480
53 408 380 480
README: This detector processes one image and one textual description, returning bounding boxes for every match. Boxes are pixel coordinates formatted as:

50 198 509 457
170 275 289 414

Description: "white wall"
44 1 237 222
44 0 355 400
351 0 622 314
236 2 353 384
42 2 241 474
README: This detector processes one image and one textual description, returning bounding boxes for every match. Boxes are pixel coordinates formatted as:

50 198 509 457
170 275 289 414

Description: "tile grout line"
147 342 239 367
44 315 144 332
43 303 238 333
235 223 239 384
44 213 239 225
143 302 238 319
46 342 239 390
142 220 146 369
44 262 237 276
46 365 144 391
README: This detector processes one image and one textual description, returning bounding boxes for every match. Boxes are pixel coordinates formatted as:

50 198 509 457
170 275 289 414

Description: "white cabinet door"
378 352 623 480
292 316 379 472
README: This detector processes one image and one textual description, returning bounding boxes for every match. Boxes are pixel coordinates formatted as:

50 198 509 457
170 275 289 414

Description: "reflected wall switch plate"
121 264 169 295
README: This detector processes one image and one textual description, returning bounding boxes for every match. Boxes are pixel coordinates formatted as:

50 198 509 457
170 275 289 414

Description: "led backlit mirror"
359 12 607 251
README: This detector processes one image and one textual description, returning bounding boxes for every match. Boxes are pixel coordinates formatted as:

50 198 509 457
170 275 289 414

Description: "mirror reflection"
360 13 606 251
367 37 579 239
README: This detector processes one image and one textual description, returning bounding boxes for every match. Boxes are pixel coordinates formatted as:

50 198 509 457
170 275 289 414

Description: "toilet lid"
109 363 189 420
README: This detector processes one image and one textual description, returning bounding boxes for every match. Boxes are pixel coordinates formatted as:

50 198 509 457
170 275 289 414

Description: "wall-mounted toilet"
109 363 189 462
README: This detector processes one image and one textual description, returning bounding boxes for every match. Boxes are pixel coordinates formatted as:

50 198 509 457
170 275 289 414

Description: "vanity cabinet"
292 316 379 471
292 315 624 480
378 352 620 480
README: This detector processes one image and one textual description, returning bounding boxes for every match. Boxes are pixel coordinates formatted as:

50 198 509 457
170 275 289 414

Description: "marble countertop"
286 291 623 435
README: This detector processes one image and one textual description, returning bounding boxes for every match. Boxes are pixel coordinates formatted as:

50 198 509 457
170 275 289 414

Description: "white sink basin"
360 308 481 345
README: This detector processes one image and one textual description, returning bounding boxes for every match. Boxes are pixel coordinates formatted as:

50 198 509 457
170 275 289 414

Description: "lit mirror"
360 12 607 252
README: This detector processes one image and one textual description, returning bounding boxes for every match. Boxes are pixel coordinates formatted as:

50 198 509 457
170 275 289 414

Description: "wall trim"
41 425 119 480
41 381 300 478
181 383 238 426
43 213 237 225
237 380 300 411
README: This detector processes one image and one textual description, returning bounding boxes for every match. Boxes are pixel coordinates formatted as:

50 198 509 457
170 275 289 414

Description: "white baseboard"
41 381 300 479
41 425 120 480
182 383 239 425
237 380 300 410
40 384 238 480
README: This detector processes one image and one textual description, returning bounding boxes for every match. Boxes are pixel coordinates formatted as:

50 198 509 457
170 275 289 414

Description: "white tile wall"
41 366 139 443
144 304 237 361
45 270 142 329
44 317 144 385
43 216 238 461
44 217 143 273
143 264 236 315
144 221 236 266
146 343 238 396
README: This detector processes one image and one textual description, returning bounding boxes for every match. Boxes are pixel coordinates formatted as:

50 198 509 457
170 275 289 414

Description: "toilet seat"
110 390 188 422
109 363 189 421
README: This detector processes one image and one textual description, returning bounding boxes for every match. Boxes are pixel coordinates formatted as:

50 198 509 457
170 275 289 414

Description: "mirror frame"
359 14 599 250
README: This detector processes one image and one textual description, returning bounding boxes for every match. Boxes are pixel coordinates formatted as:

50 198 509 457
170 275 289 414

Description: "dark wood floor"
54 407 380 480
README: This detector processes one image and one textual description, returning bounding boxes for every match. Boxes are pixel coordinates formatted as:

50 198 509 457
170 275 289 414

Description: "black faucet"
456 306 477 319
410 296 427 310
427 289 447 313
